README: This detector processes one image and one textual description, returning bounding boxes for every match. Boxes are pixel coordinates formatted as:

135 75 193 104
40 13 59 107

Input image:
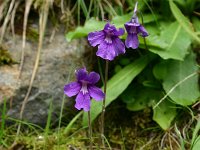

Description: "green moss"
0 46 16 66
26 27 39 42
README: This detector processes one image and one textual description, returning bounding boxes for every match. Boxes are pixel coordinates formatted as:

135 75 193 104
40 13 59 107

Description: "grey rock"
0 31 93 126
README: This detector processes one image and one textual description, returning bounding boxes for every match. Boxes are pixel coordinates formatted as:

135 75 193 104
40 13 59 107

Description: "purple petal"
114 28 125 36
76 68 88 81
88 72 100 84
64 82 81 97
88 31 105 47
103 22 113 31
125 20 140 30
88 85 105 101
75 92 91 111
124 23 138 34
96 41 116 61
112 38 125 55
138 25 148 37
103 22 124 37
125 33 139 49
104 23 119 35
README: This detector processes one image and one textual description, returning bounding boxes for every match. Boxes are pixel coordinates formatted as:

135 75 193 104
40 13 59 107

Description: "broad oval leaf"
148 21 191 60
153 52 200 106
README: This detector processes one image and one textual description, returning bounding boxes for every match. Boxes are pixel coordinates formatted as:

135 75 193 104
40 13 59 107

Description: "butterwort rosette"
88 22 125 61
124 2 148 49
64 68 105 111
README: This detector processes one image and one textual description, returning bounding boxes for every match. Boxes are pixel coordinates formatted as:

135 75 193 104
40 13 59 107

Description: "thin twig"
61 0 65 14
140 135 155 150
0 0 9 22
168 132 181 149
0 0 15 44
10 0 20 41
16 0 51 137
18 0 33 79
160 132 167 149
168 133 173 150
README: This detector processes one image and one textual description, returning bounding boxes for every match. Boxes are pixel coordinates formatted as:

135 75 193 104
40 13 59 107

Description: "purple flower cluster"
88 2 148 60
64 2 148 112
64 68 105 111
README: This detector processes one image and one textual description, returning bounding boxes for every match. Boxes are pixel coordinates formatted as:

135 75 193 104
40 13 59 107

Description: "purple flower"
88 22 125 61
64 68 105 111
124 2 148 49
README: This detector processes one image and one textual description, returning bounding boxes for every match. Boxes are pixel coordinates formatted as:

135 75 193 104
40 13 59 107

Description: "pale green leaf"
66 18 104 42
154 52 200 106
192 137 200 150
153 100 176 130
148 22 191 60
192 17 200 33
191 119 200 147
153 61 167 80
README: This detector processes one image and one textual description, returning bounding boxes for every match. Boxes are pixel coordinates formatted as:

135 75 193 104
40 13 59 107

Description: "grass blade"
0 98 7 145
191 119 200 147
44 99 53 147
80 0 88 18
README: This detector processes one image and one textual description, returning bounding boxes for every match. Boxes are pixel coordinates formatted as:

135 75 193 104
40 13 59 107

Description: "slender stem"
101 60 109 147
88 111 93 150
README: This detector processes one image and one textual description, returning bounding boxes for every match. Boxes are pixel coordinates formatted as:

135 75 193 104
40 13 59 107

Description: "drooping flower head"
88 22 125 61
64 68 105 111
124 2 148 49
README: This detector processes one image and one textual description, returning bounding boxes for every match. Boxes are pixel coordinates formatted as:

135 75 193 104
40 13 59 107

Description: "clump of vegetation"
0 46 15 66
1 101 199 149
0 0 200 149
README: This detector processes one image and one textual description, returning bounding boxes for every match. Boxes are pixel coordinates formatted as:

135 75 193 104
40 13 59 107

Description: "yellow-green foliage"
0 46 15 65
26 27 39 42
